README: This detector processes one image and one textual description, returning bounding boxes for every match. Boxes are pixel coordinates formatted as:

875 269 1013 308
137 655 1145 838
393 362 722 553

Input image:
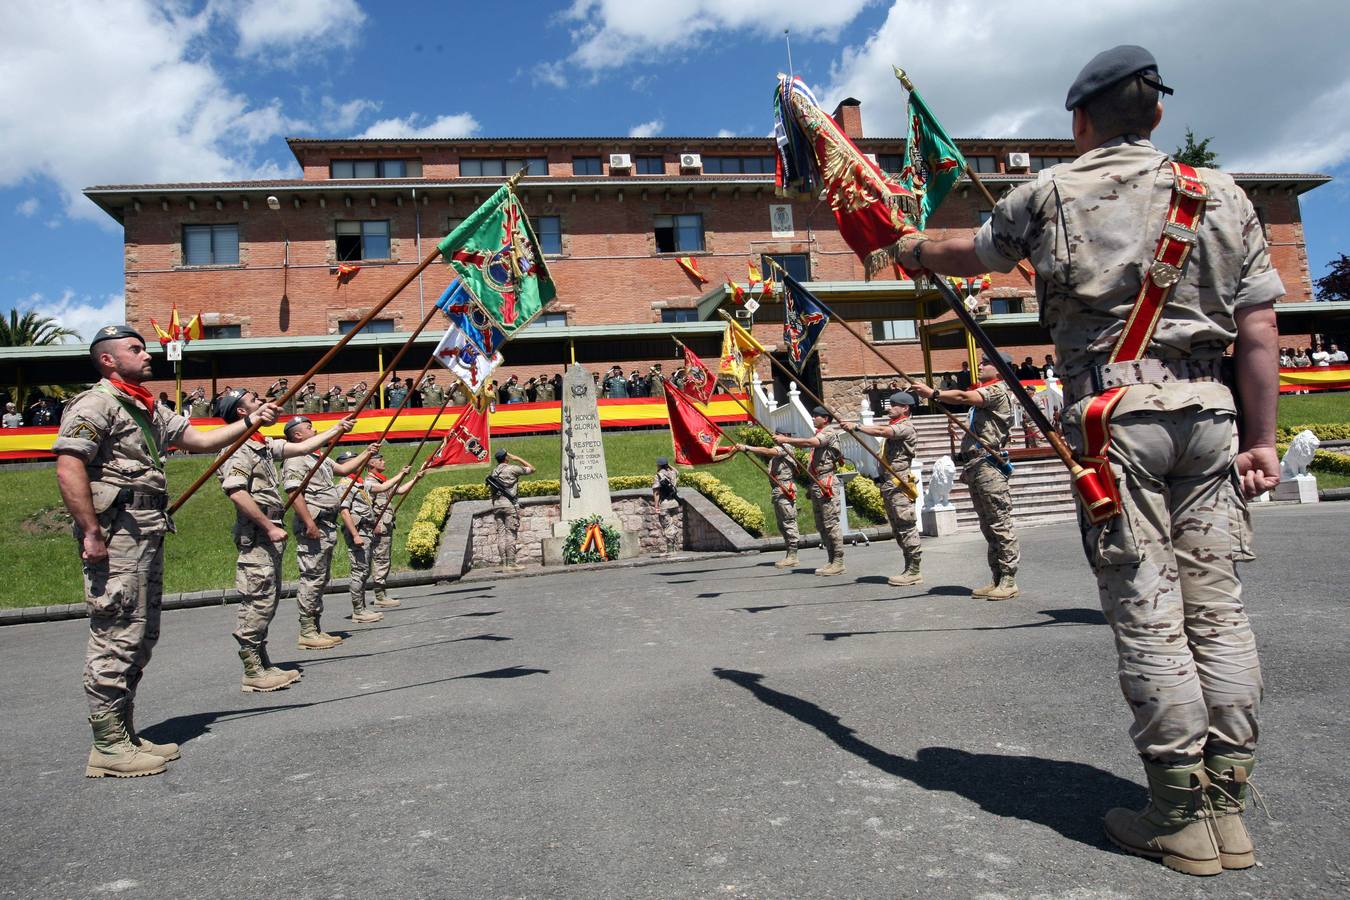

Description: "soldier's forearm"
178 416 253 452
914 236 988 277
55 453 101 535
293 495 316 530
1234 302 1280 450
229 491 273 530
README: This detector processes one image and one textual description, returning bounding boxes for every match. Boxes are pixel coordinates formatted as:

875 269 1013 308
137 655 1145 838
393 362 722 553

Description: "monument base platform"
1273 475 1319 503
541 530 643 567
921 506 959 537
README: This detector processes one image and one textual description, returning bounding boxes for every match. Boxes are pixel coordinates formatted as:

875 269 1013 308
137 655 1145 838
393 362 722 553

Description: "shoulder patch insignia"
65 420 103 443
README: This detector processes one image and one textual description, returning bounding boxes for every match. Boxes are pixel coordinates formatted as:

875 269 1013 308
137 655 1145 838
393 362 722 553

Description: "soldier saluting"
54 325 283 778
894 46 1281 875
213 389 356 693
487 448 535 571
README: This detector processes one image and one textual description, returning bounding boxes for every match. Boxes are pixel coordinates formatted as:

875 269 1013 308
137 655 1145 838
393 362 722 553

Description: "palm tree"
0 309 80 347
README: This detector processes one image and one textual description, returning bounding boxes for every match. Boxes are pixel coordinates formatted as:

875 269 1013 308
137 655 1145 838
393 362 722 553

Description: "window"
535 216 562 255
990 298 1025 315
872 319 917 342
182 224 239 265
203 324 240 339
634 156 665 175
536 312 568 327
1030 155 1077 171
702 156 775 174
661 308 699 323
335 220 391 261
459 157 548 177
338 319 396 335
572 156 603 176
978 210 993 226
967 156 997 174
762 253 809 282
654 214 704 253
875 154 904 174
445 216 464 235
330 159 422 178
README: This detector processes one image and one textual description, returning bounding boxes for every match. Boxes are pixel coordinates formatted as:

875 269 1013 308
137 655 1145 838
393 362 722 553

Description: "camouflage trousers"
344 529 371 610
294 514 338 619
880 482 921 567
1068 405 1261 764
657 500 681 551
232 523 285 648
370 527 393 591
771 492 799 552
962 461 1019 578
493 502 521 565
80 513 164 716
808 478 843 561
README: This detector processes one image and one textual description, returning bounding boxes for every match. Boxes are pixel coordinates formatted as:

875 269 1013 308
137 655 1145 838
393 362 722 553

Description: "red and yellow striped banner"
1279 365 1350 393
0 394 753 460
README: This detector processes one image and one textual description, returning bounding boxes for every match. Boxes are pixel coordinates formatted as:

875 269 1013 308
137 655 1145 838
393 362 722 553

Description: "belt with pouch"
1064 358 1224 404
114 487 167 511
954 449 1010 466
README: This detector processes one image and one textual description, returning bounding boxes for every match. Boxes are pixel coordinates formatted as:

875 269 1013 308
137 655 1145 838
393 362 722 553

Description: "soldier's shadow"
712 667 1140 849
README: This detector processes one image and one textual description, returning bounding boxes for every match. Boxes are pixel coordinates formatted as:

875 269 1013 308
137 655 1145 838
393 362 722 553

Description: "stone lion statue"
926 455 957 509
1280 429 1320 479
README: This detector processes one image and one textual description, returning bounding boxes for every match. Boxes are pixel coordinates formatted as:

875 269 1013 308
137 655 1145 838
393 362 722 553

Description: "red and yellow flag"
718 317 765 386
169 306 181 341
676 256 708 284
664 383 733 466
149 318 172 346
679 345 717 404
425 395 491 468
182 313 204 342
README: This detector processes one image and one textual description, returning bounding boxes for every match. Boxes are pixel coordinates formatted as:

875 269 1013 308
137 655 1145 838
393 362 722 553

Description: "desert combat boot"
774 552 799 568
814 557 846 577
85 710 167 778
1206 751 1257 869
373 590 401 608
984 574 1020 601
258 642 302 682
239 646 298 693
298 615 342 650
1104 759 1222 877
970 566 1001 598
888 561 923 587
123 699 180 761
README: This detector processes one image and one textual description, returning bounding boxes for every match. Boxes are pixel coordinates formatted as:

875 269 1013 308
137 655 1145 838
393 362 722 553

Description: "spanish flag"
676 256 708 284
182 313 205 341
718 317 765 386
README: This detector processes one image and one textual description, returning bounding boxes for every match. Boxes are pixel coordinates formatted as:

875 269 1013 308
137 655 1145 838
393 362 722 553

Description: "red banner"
664 386 734 466
424 400 491 468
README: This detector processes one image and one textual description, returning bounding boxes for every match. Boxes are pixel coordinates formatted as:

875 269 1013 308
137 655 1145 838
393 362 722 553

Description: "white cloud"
824 0 1350 173
232 0 366 59
560 0 873 71
628 118 664 138
358 113 481 140
316 97 382 134
15 198 39 217
532 61 569 89
716 129 738 138
17 290 125 342
0 1 315 223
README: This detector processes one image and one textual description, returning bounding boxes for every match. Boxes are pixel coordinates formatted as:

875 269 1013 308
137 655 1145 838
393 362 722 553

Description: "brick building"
82 99 1332 408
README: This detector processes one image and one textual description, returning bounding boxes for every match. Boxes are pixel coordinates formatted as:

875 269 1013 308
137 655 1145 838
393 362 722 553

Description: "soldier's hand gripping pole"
169 245 446 515
928 274 1119 523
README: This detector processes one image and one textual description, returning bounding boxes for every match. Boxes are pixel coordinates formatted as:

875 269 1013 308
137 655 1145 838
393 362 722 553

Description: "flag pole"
343 355 447 514
717 311 911 488
893 66 1035 287
670 335 826 495
765 257 1003 460
386 391 461 518
655 373 761 474
289 303 441 512
169 245 445 515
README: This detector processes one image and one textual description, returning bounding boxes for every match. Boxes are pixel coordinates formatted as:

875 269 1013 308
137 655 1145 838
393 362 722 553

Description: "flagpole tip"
892 66 914 92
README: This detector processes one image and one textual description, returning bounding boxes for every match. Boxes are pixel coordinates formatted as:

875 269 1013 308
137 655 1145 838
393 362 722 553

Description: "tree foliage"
1173 128 1219 168
1315 254 1350 303
0 309 79 347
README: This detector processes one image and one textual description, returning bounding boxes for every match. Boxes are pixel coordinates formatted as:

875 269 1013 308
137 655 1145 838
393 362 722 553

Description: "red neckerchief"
107 378 154 413
369 471 387 482
889 414 910 426
977 377 1003 388
247 433 266 444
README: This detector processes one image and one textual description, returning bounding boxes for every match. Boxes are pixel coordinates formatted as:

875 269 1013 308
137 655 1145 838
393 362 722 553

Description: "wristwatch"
913 239 929 269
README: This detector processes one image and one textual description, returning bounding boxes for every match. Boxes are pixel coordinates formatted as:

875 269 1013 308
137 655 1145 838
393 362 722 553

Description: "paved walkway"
1 504 1347 898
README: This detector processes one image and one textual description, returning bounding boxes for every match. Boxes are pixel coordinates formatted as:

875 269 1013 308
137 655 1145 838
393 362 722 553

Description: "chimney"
831 97 864 139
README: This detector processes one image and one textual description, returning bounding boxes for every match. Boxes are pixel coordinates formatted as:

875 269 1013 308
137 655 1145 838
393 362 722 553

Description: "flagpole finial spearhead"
893 66 915 92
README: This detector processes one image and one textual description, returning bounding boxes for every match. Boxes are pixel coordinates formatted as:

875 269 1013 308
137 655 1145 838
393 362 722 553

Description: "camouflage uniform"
767 448 800 554
534 380 555 402
341 476 377 613
879 416 921 569
54 380 190 717
975 136 1281 763
489 462 528 566
282 452 340 626
367 475 397 600
449 382 470 407
344 389 361 413
958 384 1018 582
188 397 211 418
807 426 845 563
653 467 681 553
421 381 446 410
503 381 527 403
217 436 288 648
301 391 324 415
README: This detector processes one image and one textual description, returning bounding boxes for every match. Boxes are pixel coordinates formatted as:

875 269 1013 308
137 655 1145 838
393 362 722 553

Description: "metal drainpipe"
413 188 425 319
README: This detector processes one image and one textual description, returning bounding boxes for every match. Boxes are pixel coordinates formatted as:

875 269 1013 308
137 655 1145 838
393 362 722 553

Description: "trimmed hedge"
406 471 765 567
1276 423 1350 443
845 475 887 524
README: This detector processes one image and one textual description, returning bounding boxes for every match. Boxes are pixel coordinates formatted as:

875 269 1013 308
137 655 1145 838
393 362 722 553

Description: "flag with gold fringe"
718 317 765 386
664 382 735 466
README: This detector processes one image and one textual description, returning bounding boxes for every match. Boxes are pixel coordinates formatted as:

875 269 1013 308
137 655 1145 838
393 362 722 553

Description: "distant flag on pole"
779 269 830 372
149 318 172 347
182 313 204 342
718 317 765 387
898 86 967 228
169 306 181 341
676 256 709 284
725 278 745 306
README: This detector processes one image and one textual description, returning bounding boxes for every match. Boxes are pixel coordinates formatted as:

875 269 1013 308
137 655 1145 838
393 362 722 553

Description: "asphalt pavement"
1 503 1347 899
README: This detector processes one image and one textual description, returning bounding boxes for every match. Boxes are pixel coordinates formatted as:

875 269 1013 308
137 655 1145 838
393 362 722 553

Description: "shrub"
1312 448 1350 476
406 522 442 568
680 470 766 536
735 424 772 448
1276 423 1350 442
845 475 887 523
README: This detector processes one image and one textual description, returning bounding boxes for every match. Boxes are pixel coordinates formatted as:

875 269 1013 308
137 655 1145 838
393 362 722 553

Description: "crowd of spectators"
1281 343 1347 367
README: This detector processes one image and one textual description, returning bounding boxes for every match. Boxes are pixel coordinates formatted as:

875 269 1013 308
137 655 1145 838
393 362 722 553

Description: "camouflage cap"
1065 45 1173 110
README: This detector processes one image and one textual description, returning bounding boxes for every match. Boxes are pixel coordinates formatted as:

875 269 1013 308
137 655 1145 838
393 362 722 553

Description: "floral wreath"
562 515 621 565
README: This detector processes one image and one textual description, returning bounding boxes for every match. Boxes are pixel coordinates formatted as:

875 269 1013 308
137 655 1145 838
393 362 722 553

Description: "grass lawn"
1278 392 1350 429
0 429 845 609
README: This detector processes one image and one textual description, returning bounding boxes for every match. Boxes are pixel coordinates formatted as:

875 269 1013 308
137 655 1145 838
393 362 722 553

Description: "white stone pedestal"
1272 474 1319 503
921 506 959 537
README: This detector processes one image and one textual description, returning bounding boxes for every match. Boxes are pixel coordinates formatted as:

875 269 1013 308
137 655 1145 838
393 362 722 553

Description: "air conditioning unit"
680 153 702 171
609 153 632 171
1007 152 1031 169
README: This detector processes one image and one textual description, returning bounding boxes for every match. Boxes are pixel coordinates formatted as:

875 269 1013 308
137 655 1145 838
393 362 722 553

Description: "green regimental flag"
899 89 967 228
437 185 556 334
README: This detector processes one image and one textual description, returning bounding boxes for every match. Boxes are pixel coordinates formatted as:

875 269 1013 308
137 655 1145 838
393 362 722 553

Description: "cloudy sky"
2 0 1346 339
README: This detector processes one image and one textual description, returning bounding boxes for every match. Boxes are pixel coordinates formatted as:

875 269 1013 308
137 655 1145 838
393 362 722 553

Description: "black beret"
889 391 916 408
811 405 833 420
282 416 311 438
495 449 508 462
1065 45 1173 110
656 456 669 467
336 451 359 463
213 388 249 423
90 324 146 349
981 351 1015 366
